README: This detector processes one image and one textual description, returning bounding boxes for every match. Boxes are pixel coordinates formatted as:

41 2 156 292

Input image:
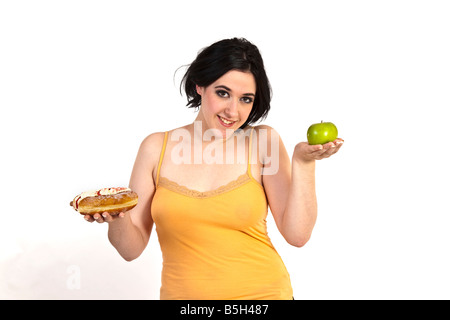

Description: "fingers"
102 211 125 222
84 214 95 223
83 211 125 224
312 144 333 158
311 139 344 159
84 213 105 223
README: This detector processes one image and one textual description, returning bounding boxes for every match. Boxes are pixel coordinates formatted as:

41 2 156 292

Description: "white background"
1 0 449 299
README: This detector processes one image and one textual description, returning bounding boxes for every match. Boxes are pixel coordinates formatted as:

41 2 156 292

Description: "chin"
218 117 243 137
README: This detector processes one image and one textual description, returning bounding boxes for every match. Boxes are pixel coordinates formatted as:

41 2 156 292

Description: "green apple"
307 121 338 145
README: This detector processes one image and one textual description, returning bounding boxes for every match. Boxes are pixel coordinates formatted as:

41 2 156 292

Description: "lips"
217 115 237 127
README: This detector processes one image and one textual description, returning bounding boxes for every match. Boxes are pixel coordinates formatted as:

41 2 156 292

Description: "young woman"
84 38 344 299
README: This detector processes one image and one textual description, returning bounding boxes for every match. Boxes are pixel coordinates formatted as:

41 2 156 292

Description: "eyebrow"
215 85 255 97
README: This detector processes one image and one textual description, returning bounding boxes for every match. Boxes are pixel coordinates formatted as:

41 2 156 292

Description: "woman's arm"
258 125 343 247
279 151 318 247
87 132 165 261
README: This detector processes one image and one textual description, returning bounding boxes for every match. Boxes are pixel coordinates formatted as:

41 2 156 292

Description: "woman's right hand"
83 211 126 224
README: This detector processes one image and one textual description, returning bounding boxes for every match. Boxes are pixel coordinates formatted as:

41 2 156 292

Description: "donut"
70 187 138 215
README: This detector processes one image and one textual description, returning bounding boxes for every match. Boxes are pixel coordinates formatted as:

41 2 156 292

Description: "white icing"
98 187 130 196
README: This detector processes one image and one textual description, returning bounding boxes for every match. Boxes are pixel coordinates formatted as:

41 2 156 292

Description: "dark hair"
180 38 272 129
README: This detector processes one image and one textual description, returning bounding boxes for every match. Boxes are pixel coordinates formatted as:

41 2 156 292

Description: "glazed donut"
70 187 138 215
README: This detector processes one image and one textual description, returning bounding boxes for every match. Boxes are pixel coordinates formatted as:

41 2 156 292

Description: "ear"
196 85 203 96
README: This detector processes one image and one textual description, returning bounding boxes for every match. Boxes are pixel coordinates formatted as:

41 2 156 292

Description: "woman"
84 38 344 299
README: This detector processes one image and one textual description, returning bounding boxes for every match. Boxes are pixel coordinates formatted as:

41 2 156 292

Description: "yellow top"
151 129 293 300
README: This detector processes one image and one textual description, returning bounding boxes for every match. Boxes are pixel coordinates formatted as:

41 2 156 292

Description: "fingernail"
102 213 107 218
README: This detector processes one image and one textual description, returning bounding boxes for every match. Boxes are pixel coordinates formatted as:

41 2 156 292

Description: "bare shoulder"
252 124 283 151
135 132 167 172
252 124 281 140
251 125 289 177
140 131 166 151
139 124 193 162
253 124 275 131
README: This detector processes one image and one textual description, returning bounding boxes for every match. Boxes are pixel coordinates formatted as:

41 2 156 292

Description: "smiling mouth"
218 115 237 127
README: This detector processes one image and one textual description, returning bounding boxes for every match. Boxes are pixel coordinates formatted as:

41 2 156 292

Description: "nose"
224 99 239 118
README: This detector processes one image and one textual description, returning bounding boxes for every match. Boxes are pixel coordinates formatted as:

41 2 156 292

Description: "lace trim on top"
158 173 253 199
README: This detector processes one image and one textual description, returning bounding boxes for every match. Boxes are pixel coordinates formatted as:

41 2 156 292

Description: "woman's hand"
294 138 344 163
83 211 126 224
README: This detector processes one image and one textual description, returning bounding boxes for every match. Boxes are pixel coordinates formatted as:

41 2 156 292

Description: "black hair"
180 38 272 129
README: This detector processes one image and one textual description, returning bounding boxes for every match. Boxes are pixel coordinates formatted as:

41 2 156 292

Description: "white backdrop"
1 0 449 299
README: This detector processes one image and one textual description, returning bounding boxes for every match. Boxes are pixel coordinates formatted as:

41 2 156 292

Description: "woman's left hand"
294 138 344 162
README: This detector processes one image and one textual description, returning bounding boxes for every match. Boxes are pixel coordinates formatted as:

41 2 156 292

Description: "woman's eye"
241 97 254 104
216 90 229 98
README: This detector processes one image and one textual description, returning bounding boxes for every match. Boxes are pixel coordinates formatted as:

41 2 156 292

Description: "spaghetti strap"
247 127 255 180
156 131 168 186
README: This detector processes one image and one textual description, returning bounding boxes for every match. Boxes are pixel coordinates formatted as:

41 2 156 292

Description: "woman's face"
196 70 256 139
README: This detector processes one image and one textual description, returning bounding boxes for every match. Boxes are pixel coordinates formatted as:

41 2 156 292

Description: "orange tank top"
151 129 293 300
